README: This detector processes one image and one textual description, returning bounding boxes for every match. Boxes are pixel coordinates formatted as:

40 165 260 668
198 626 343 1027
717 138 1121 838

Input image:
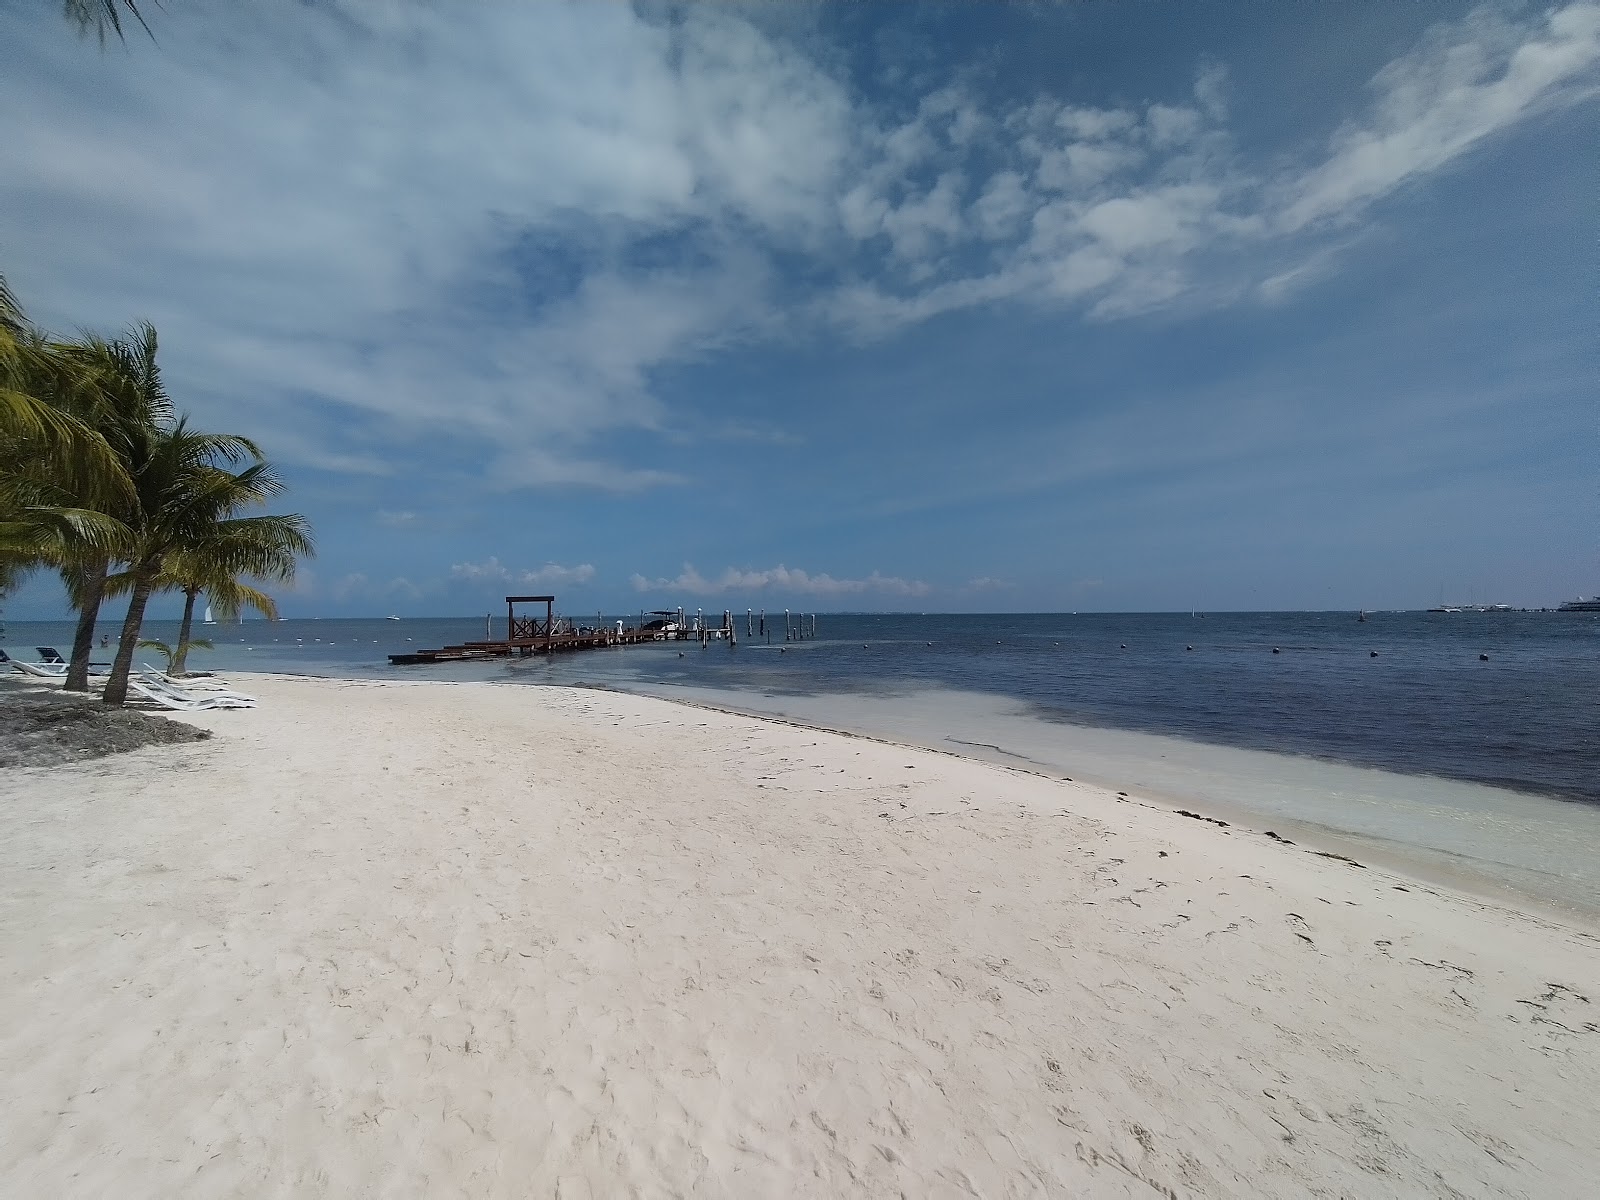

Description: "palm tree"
10 328 173 690
100 423 301 705
60 329 177 688
1 281 139 666
0 277 128 495
141 512 313 675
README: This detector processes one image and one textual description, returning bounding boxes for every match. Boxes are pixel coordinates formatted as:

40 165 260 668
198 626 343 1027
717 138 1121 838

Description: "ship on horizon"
1557 595 1600 612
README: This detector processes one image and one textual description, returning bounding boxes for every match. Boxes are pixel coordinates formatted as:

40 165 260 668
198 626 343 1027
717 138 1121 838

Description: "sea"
6 609 1598 918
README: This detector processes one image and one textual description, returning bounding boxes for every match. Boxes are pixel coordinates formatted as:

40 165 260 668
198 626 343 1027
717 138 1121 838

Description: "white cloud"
450 558 596 588
817 1 1600 328
2 0 1594 492
1054 106 1139 140
375 510 416 527
331 572 368 602
1035 141 1144 191
1279 2 1600 232
450 558 512 583
630 564 930 597
967 577 1013 590
520 563 597 587
972 170 1031 237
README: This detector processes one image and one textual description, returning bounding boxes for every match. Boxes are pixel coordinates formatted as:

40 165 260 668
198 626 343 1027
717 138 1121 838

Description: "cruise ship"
1558 595 1600 612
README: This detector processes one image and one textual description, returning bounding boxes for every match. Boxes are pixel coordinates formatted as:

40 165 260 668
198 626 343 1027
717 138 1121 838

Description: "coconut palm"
139 512 313 675
100 423 300 705
15 327 173 690
1 283 140 666
0 277 128 495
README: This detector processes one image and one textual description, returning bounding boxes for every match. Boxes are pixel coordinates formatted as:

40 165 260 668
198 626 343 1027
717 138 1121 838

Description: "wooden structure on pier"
388 595 738 666
507 594 555 643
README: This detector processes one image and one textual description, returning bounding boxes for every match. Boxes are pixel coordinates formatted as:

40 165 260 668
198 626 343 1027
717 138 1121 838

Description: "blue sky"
2 0 1595 618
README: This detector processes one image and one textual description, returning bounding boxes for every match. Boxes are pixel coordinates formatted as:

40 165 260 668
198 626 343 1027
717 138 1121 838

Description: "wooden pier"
388 595 739 666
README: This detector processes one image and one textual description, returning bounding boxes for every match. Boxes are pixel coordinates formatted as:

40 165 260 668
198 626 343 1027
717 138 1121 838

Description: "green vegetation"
0 274 313 704
136 637 213 674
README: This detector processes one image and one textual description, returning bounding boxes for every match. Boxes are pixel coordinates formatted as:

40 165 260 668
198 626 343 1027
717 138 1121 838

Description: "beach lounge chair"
128 680 254 711
9 657 67 679
135 668 256 705
31 647 111 673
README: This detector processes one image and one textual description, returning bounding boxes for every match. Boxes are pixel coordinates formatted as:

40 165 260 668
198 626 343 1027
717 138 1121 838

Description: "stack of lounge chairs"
2 647 108 678
130 669 256 710
5 649 257 710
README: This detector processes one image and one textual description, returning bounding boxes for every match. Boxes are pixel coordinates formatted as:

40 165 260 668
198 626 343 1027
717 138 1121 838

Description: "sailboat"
202 605 216 625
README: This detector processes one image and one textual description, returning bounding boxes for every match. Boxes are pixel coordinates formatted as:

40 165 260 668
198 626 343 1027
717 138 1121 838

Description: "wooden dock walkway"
388 595 739 666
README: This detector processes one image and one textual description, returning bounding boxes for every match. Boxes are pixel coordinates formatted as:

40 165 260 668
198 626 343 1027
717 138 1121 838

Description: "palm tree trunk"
169 586 199 676
65 560 109 692
102 569 156 706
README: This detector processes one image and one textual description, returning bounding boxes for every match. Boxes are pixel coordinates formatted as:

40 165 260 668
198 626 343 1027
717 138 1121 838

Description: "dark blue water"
6 610 1596 804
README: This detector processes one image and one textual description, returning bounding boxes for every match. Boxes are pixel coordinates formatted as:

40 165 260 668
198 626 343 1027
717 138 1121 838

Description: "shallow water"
13 610 1592 799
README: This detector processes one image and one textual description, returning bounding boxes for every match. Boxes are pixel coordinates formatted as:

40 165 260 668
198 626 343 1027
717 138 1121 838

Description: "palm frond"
62 0 155 45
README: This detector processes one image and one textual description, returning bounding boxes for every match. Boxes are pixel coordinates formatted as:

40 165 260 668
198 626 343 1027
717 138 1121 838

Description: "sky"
1 0 1596 618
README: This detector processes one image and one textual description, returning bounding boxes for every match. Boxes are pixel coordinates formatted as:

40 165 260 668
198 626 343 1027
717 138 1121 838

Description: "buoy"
926 641 933 646
1120 643 1127 649
1370 650 1379 657
863 644 868 648
1272 647 1280 654
1479 653 1489 661
1186 645 1193 651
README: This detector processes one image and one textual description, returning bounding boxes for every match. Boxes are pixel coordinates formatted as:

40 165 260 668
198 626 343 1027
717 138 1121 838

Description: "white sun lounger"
128 680 255 711
6 649 109 677
135 668 256 705
9 658 67 678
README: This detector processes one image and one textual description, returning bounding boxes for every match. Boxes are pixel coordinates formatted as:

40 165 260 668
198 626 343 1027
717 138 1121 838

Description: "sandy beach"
2 674 1596 1197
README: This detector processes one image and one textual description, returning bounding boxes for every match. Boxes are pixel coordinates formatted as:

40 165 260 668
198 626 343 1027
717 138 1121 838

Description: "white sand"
2 675 1596 1197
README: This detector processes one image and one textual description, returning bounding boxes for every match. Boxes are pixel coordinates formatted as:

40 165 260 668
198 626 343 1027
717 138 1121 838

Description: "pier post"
747 609 753 637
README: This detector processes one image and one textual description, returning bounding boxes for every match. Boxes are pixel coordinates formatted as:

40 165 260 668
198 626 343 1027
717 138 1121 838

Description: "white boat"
202 605 215 624
386 615 401 621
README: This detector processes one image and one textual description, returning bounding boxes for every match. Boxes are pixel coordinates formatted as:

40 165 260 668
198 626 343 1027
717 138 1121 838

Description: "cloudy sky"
2 0 1595 617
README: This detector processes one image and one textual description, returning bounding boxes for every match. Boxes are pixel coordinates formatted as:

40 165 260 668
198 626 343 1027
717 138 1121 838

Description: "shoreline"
537 675 1600 929
3 672 1597 1195
12 659 1597 925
